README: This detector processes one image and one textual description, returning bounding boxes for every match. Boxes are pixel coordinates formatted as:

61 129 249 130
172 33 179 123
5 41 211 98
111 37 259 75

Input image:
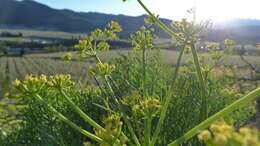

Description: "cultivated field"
0 28 87 41
0 49 259 90
25 49 260 67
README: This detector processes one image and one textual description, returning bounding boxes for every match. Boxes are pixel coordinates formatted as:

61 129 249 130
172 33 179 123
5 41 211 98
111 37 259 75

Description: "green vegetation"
0 1 260 146
0 28 86 42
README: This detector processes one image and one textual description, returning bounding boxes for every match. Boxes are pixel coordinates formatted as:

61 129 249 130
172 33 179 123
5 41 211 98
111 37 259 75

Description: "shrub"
1 76 105 146
111 50 255 146
1 2 260 146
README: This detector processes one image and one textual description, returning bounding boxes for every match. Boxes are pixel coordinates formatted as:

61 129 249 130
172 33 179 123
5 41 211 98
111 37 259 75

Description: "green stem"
142 47 146 96
105 76 141 146
60 90 106 132
139 0 208 122
61 86 129 146
136 0 208 144
150 46 185 146
190 44 208 121
95 55 102 64
167 87 260 146
93 76 111 111
93 48 141 146
33 94 103 143
137 0 181 41
123 115 142 146
145 115 152 146
142 47 150 146
94 54 112 110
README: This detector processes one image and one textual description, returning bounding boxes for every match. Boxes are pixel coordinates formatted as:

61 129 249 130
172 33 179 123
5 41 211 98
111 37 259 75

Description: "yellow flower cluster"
206 42 220 50
93 114 128 146
84 85 101 96
13 74 49 93
49 74 75 89
198 121 260 146
133 98 162 117
131 26 155 51
224 39 236 48
198 130 211 141
171 19 198 44
13 74 75 93
75 21 121 59
121 92 162 117
121 92 141 106
89 63 115 77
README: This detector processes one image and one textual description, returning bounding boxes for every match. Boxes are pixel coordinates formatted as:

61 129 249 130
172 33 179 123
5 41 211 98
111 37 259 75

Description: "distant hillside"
0 0 260 42
208 25 260 43
0 0 171 37
222 19 260 27
0 0 97 32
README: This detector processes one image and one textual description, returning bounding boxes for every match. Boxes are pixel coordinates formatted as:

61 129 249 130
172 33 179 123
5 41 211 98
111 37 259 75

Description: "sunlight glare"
144 0 260 22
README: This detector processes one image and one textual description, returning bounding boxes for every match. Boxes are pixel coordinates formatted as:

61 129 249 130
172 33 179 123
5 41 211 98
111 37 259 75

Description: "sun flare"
144 0 260 22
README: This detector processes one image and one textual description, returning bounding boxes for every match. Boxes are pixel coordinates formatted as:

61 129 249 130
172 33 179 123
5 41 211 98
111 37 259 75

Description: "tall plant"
10 1 260 146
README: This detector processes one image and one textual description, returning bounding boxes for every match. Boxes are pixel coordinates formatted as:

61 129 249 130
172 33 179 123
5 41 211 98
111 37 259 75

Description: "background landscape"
0 0 260 146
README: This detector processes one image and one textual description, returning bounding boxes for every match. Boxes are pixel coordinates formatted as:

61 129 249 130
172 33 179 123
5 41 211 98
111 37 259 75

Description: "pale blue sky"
34 0 260 21
35 0 144 16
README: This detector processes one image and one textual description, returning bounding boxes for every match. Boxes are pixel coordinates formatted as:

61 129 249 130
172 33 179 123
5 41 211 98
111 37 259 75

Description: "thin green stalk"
144 115 152 146
104 76 141 146
95 55 102 64
150 46 185 146
167 87 260 146
142 47 146 96
107 75 141 146
93 45 141 146
93 75 111 111
136 0 209 144
142 46 151 146
138 0 208 122
61 85 130 146
136 1 186 136
60 90 106 132
137 0 181 41
95 55 102 63
33 94 103 143
190 44 208 120
123 115 142 146
94 54 112 110
96 51 141 146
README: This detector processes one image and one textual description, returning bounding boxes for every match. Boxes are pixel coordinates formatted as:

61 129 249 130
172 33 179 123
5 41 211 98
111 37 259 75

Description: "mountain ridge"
0 0 172 37
1 0 260 41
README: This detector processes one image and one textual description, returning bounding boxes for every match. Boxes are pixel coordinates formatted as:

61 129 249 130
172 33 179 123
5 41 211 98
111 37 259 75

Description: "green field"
25 49 260 67
0 56 90 85
0 28 87 42
0 49 259 88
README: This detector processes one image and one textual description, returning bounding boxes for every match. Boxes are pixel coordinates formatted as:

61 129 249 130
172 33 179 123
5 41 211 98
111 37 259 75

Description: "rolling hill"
0 0 171 37
0 0 260 42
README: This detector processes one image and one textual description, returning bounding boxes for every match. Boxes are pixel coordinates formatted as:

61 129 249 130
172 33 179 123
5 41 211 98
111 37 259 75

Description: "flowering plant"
5 1 260 146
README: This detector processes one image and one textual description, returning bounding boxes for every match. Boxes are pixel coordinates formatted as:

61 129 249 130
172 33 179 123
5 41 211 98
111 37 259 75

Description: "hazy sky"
34 0 260 21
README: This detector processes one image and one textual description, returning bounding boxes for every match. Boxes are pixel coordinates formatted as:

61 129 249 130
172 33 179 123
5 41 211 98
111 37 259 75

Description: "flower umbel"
89 63 115 77
198 121 260 146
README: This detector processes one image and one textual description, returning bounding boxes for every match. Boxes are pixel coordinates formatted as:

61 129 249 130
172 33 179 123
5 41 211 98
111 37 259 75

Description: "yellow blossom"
198 130 211 141
13 79 21 87
214 134 227 145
